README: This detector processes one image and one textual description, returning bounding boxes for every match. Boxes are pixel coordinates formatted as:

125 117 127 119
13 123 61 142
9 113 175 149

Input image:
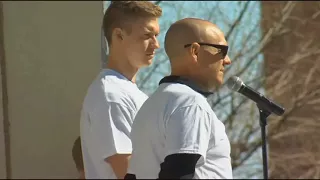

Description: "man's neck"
171 69 210 92
105 53 138 83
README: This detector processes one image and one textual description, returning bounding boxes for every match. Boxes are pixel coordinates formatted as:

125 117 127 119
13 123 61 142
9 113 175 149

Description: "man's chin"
210 78 223 90
217 74 224 85
138 60 153 68
217 79 224 87
144 58 153 66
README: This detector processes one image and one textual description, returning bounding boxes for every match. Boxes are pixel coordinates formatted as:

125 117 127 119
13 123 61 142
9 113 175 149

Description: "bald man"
125 18 233 179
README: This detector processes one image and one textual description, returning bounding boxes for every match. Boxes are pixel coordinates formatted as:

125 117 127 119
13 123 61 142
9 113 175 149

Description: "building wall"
261 1 320 178
2 1 102 178
0 2 7 178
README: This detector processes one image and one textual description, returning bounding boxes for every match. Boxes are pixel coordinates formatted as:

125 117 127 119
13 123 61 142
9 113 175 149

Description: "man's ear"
113 28 123 41
190 42 200 62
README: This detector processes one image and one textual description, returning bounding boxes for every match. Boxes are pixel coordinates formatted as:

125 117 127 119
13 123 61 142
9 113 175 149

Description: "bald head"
164 18 226 61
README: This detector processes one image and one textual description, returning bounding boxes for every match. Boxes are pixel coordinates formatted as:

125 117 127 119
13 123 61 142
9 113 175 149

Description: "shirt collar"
102 68 133 83
159 75 213 98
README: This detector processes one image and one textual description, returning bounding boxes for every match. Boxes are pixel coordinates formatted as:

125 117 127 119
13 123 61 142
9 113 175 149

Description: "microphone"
226 76 285 116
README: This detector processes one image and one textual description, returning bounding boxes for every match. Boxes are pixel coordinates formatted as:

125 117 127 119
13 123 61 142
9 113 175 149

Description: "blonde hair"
103 1 162 45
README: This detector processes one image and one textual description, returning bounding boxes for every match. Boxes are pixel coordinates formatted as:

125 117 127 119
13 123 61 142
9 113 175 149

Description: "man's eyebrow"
146 24 159 32
143 30 159 37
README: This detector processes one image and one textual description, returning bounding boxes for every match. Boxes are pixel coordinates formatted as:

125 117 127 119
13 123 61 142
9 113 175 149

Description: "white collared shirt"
80 69 148 179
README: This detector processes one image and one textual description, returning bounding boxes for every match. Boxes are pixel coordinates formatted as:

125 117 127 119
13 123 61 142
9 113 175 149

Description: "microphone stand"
257 104 271 180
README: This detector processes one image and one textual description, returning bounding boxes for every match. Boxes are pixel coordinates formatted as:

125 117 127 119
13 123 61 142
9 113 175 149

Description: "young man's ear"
113 28 123 41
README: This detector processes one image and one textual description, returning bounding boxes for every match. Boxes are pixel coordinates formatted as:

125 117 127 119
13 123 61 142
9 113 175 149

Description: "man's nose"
224 55 231 65
152 37 160 49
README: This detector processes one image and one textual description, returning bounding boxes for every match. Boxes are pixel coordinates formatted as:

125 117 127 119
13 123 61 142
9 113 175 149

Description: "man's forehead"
204 26 227 45
134 18 159 32
205 26 219 35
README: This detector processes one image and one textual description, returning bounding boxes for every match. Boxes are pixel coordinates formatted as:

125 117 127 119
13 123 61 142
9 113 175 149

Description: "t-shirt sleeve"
89 100 134 160
164 105 212 166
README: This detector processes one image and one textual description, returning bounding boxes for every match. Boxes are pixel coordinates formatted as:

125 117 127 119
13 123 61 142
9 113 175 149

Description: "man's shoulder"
85 73 147 108
163 84 211 112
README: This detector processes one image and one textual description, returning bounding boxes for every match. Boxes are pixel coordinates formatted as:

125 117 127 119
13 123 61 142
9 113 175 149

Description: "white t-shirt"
80 69 148 179
128 82 233 179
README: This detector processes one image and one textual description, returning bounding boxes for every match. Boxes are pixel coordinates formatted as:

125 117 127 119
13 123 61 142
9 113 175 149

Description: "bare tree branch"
225 1 251 40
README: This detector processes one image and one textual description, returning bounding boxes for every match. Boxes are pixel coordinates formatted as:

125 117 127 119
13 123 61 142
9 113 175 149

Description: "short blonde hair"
103 1 162 45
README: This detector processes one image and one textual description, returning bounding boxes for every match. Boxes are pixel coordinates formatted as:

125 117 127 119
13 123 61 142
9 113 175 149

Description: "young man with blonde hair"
80 1 162 179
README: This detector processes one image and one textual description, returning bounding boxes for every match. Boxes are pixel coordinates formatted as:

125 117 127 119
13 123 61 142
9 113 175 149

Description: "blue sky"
103 1 263 178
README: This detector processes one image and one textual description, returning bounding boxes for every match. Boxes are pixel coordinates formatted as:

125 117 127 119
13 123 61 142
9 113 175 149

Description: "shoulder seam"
170 104 212 119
